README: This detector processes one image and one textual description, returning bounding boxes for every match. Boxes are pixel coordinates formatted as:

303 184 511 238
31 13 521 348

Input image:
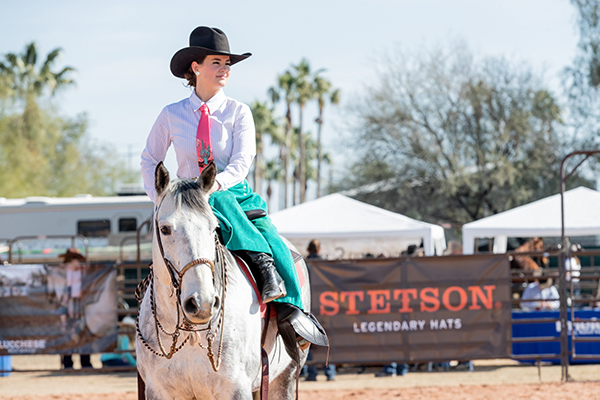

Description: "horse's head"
153 161 220 325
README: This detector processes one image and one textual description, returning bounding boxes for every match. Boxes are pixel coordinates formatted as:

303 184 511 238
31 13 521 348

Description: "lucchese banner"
308 255 511 364
0 263 117 355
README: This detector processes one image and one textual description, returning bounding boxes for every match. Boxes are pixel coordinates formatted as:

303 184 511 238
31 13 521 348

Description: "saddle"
232 209 329 364
233 251 328 363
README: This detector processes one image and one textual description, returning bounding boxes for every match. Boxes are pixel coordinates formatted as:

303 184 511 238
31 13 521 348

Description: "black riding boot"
238 250 286 303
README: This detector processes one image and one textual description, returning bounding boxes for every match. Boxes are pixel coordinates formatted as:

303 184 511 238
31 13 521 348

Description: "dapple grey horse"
136 162 310 400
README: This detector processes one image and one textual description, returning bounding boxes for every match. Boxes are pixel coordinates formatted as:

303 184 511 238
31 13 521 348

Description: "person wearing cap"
58 248 86 320
58 248 93 369
140 26 327 351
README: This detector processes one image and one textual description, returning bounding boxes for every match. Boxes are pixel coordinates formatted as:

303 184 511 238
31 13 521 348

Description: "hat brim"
170 46 251 79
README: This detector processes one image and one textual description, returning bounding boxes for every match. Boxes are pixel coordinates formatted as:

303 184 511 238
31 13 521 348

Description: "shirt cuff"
214 175 226 191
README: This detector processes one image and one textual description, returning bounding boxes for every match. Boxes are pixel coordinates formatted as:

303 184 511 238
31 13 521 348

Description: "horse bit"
135 196 228 371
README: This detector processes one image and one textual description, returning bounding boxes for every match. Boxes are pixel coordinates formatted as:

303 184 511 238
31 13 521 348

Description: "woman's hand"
207 180 220 195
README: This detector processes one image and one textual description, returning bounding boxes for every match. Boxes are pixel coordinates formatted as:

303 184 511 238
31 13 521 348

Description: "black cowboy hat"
170 26 251 79
58 248 86 262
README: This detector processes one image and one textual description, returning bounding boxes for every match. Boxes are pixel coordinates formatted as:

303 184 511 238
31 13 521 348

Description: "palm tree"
313 73 340 197
291 59 315 203
264 159 283 211
290 129 332 200
0 42 76 194
0 42 75 100
250 100 282 196
268 71 295 208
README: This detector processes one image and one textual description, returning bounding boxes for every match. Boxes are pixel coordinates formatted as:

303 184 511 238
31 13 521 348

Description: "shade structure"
462 187 600 254
270 194 446 258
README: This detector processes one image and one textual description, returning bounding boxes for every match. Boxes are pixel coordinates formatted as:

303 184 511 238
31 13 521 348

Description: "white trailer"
0 195 154 263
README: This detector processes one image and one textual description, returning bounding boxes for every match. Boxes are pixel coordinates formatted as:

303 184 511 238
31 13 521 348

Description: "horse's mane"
166 179 211 213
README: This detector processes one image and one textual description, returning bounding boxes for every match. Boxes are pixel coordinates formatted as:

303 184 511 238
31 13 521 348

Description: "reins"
136 195 227 371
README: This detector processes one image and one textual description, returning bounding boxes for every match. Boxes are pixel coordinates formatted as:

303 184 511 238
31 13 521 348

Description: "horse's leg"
268 363 298 400
137 371 146 400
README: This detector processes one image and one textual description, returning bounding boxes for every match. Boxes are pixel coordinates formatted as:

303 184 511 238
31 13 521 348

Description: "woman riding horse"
140 26 326 351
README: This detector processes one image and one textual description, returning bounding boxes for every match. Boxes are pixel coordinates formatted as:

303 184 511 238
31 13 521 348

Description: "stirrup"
274 303 329 364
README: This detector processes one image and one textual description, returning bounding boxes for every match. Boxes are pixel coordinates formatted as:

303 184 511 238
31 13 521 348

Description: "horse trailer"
0 194 154 263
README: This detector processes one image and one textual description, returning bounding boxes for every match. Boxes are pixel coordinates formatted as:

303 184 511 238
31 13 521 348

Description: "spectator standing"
566 244 582 300
304 239 336 381
58 248 92 370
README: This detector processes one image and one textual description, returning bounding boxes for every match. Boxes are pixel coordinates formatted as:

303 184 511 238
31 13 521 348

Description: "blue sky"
1 0 580 206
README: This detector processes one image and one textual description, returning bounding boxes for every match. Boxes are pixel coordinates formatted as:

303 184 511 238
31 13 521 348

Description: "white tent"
270 194 446 258
462 186 600 254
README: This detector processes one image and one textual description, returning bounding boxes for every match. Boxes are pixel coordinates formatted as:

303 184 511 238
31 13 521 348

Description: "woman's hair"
307 239 321 254
183 55 207 87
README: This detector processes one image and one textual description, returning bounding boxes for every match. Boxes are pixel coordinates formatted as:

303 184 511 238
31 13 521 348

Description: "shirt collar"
189 89 227 113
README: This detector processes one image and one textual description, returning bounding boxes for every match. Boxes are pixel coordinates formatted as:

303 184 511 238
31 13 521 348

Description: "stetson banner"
309 255 511 364
0 263 117 355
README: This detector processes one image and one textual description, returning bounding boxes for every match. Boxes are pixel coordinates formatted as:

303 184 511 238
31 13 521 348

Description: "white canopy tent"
462 186 600 254
270 194 446 258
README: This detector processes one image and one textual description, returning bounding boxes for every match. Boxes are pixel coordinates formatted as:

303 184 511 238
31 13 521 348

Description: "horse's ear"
198 162 217 193
155 161 170 197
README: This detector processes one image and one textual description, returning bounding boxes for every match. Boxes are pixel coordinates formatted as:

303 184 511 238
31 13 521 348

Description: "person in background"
443 240 463 255
566 244 582 300
521 269 560 310
100 316 137 367
58 248 92 370
374 244 423 377
442 241 471 371
303 239 336 381
306 239 323 261
375 362 409 377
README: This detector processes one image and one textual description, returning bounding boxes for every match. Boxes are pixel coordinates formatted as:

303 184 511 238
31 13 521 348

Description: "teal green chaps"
209 180 303 309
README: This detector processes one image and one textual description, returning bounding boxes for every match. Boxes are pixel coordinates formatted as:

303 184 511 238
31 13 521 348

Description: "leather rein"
136 196 227 371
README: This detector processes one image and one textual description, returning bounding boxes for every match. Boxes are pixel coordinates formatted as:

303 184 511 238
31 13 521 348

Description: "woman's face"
193 55 231 92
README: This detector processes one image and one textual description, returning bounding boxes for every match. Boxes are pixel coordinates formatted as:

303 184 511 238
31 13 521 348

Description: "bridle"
136 193 228 371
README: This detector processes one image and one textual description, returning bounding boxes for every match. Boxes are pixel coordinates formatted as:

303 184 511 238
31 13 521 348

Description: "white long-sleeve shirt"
521 282 560 311
141 89 256 202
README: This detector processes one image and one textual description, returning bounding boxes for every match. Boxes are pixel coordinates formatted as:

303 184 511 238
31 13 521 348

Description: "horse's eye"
160 226 172 236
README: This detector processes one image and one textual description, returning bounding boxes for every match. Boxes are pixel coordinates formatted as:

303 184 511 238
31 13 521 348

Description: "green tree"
313 72 340 197
570 0 600 88
291 59 314 204
264 159 283 211
564 0 600 156
288 127 330 202
333 44 581 227
268 71 295 207
0 42 135 197
250 100 283 196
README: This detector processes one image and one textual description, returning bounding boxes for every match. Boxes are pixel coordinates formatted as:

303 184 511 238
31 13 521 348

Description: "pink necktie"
196 103 214 173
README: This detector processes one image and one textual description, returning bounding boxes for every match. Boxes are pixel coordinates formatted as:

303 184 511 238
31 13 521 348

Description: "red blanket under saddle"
234 249 305 319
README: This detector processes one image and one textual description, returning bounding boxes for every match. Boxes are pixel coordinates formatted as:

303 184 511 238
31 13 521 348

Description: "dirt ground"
1 355 599 399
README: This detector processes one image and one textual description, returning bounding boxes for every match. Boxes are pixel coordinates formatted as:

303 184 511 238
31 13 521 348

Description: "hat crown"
189 26 231 53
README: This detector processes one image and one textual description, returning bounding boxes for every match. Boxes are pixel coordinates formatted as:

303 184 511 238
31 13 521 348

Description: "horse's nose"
183 295 212 322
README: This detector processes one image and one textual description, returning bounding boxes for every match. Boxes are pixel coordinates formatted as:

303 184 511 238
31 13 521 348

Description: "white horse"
136 162 310 400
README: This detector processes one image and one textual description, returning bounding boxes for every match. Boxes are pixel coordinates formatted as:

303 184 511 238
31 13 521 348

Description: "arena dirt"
1 356 599 399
